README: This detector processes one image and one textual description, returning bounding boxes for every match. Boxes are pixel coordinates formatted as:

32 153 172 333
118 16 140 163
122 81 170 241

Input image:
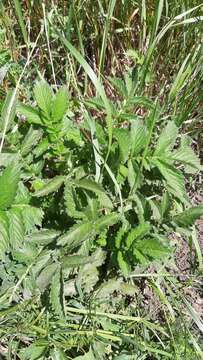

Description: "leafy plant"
0 1 203 358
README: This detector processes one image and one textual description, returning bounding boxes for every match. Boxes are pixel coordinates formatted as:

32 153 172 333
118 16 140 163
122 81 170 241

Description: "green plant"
0 72 202 357
0 1 203 358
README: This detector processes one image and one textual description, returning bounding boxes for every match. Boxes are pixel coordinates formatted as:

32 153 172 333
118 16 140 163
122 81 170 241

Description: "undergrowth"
0 1 203 359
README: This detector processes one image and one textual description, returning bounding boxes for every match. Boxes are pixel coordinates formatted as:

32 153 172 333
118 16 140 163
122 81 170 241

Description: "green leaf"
117 251 130 277
97 278 122 299
73 178 105 194
51 86 69 121
57 222 93 248
64 182 84 219
126 222 151 249
114 128 130 163
14 182 30 205
109 77 127 97
37 262 59 292
136 238 170 259
33 176 65 197
22 206 44 233
61 254 90 269
127 159 142 190
94 213 121 232
21 127 43 156
27 229 60 245
77 249 106 293
115 226 127 249
130 120 147 156
51 349 67 360
21 342 47 360
149 199 161 221
9 207 25 248
73 178 113 209
171 135 201 174
34 80 53 118
161 191 171 218
0 163 20 210
153 159 188 202
0 89 17 132
0 210 9 258
12 242 37 264
0 153 18 167
154 121 178 156
17 103 42 125
173 205 203 227
50 268 64 318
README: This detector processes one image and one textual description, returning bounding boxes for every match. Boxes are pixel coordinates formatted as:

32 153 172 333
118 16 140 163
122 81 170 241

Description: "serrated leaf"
85 97 105 111
94 213 121 231
61 254 90 269
133 248 148 264
161 191 171 218
33 137 49 157
97 278 122 299
127 159 142 190
173 205 203 227
32 250 52 278
14 182 30 205
114 128 130 163
64 182 84 219
21 127 43 156
33 176 65 197
12 242 38 264
51 86 69 121
171 135 201 173
22 206 44 233
57 222 93 248
153 158 188 202
34 81 53 118
115 226 127 249
73 179 113 209
91 248 106 267
27 229 60 245
130 120 147 156
0 163 20 210
50 268 64 318
37 262 59 292
77 264 99 293
9 207 25 248
136 238 170 259
17 103 42 125
0 89 17 132
71 249 106 293
154 121 178 156
149 199 161 221
109 77 127 97
0 210 9 258
126 222 150 249
117 251 130 277
73 178 105 194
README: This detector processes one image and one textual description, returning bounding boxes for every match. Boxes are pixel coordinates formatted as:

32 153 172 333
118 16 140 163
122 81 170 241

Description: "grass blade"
54 28 113 158
13 0 29 48
99 0 116 76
